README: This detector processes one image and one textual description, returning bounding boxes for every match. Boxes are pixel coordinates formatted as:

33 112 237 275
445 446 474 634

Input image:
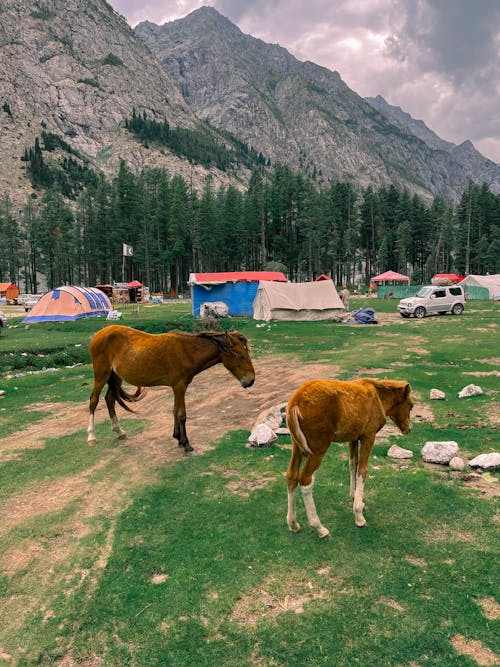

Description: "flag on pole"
123 243 134 257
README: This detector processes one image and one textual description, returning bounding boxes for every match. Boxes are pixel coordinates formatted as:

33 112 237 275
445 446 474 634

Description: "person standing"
340 286 350 309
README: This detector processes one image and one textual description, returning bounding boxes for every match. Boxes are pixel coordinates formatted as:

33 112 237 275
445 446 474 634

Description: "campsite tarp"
460 274 500 300
23 286 111 322
253 280 345 321
431 273 464 285
189 271 287 317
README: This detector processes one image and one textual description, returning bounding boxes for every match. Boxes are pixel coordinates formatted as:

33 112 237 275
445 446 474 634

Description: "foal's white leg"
301 473 330 538
287 486 301 533
349 441 359 499
87 414 96 445
353 473 367 527
111 415 127 440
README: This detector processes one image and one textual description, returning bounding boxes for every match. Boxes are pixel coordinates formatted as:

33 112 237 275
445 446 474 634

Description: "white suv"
398 285 465 319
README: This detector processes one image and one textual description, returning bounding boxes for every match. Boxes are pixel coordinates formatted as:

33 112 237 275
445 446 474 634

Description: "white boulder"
430 388 446 400
422 441 459 464
387 444 414 459
468 453 500 471
248 423 277 448
449 456 466 471
458 384 484 398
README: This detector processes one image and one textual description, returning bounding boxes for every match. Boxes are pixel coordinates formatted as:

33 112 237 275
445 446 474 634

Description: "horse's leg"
299 452 329 538
88 374 108 445
353 435 375 527
286 440 303 533
349 440 359 499
105 384 127 440
172 383 193 454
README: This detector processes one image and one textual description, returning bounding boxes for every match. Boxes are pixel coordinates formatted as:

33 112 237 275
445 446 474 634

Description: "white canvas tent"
460 274 500 300
253 280 345 321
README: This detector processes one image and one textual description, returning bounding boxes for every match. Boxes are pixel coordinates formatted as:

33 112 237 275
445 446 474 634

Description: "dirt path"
0 357 337 572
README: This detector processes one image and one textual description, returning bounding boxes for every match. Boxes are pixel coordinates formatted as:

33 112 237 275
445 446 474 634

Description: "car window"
416 287 433 297
449 287 462 296
433 290 446 298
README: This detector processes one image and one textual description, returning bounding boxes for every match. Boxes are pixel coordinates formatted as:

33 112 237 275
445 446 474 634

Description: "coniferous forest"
1 160 499 294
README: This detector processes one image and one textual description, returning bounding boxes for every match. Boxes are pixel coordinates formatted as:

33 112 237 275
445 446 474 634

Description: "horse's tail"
286 404 312 456
108 371 145 413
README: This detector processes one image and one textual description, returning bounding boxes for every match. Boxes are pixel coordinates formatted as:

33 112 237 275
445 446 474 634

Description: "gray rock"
248 423 277 448
422 441 459 464
430 388 446 400
387 444 414 459
255 403 287 431
458 384 484 398
468 453 500 471
449 456 466 471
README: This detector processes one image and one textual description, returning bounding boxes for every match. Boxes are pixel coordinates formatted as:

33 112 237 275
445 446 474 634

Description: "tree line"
1 162 498 294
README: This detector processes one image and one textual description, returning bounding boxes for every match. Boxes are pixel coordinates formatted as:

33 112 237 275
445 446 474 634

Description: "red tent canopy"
371 271 410 284
188 271 287 285
314 274 332 281
127 280 143 287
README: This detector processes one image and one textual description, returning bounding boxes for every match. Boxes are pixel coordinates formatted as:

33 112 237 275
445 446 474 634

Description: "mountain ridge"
135 7 500 201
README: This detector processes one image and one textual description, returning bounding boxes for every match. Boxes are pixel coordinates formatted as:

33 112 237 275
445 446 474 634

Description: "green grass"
0 298 498 666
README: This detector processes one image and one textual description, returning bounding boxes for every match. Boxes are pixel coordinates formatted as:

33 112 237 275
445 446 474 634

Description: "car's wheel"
400 313 410 318
452 303 464 315
414 306 426 319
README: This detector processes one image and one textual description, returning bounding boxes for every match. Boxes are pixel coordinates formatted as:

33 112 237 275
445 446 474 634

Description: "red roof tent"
371 271 410 284
189 271 287 285
127 280 143 287
314 274 332 281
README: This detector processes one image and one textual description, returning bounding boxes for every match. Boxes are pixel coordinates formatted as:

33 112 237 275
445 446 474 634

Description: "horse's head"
387 382 413 435
202 331 255 388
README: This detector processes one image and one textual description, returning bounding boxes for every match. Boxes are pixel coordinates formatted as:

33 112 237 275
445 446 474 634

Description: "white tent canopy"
461 274 500 300
253 280 345 321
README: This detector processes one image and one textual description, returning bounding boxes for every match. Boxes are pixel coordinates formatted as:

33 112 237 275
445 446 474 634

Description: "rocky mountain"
0 0 236 207
366 95 500 189
136 6 500 201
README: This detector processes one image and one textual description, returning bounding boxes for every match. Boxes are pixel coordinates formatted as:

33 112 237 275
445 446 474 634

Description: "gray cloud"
111 0 500 162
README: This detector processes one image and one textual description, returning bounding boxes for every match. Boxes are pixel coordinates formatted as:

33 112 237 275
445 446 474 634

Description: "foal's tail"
286 404 313 456
108 371 146 412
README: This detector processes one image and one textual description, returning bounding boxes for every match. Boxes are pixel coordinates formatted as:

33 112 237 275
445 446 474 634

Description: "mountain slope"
136 7 500 201
366 95 500 189
0 0 234 204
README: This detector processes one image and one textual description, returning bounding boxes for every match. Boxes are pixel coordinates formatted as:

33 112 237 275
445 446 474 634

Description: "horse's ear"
231 331 248 347
404 383 411 397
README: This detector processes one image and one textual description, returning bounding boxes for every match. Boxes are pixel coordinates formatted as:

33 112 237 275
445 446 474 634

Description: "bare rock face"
136 6 500 202
0 0 232 203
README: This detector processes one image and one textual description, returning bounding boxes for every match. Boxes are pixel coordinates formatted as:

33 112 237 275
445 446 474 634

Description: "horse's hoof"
288 522 301 533
318 527 330 538
184 449 196 457
88 439 97 446
118 433 128 440
355 517 367 528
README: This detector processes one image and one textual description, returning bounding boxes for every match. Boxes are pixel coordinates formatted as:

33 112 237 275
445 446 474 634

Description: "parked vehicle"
398 285 465 319
24 294 42 312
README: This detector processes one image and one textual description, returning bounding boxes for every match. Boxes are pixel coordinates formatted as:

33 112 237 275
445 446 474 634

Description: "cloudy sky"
111 0 500 164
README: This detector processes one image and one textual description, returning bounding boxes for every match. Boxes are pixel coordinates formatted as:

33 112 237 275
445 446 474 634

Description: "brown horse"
87 325 255 453
286 378 413 537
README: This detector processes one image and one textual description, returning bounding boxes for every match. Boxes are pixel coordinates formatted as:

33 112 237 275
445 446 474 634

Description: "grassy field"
0 298 498 666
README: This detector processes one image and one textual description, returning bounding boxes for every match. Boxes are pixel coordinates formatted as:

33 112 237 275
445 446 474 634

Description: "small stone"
430 388 446 400
422 441 459 464
458 384 484 398
468 453 500 471
0 389 5 397
387 444 414 459
449 456 465 471
248 423 277 448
